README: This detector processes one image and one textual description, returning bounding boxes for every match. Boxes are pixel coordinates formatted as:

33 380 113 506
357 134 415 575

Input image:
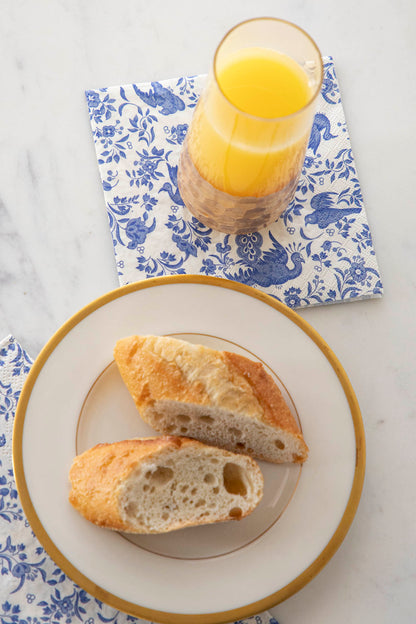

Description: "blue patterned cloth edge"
0 334 278 623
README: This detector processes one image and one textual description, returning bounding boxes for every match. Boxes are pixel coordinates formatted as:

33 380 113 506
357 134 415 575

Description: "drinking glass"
178 18 323 234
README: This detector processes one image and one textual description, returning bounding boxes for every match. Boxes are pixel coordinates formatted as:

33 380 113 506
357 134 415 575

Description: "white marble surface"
0 0 415 622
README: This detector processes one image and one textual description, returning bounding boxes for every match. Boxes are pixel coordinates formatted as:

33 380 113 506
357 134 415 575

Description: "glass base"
178 140 300 234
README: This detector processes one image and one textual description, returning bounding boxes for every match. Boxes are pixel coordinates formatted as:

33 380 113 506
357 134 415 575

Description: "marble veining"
0 1 415 623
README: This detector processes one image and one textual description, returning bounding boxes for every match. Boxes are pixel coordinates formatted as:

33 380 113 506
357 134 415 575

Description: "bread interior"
146 401 305 463
118 444 263 533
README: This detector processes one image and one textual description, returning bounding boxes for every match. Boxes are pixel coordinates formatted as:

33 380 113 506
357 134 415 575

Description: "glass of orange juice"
177 18 323 234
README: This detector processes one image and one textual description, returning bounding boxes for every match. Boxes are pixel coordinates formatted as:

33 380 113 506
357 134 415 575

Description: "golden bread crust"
222 351 299 433
69 436 183 530
113 336 211 410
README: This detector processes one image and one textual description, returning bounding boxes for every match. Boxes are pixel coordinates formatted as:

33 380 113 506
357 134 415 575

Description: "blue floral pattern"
86 58 383 306
0 336 278 623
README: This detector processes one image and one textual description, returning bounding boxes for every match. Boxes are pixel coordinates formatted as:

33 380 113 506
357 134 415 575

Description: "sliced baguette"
69 436 264 534
114 335 308 464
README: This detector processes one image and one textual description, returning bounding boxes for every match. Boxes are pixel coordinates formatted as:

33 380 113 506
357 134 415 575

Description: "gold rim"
13 275 365 624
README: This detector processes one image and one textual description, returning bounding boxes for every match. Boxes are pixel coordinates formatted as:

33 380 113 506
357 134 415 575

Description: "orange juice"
177 18 323 233
187 47 312 197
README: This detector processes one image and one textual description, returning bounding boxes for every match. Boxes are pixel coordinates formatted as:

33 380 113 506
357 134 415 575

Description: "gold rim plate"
13 276 365 623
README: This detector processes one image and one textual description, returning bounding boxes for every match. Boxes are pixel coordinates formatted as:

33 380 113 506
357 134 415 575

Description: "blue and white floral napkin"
0 334 278 623
86 57 383 308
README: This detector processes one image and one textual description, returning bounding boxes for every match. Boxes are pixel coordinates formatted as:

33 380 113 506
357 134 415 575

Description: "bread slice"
114 335 308 464
69 436 264 534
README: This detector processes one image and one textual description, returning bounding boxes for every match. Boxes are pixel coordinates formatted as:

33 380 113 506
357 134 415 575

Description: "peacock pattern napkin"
0 334 278 623
86 57 383 307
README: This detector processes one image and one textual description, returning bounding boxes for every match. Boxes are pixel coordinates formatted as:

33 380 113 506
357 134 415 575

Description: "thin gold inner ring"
75 331 303 560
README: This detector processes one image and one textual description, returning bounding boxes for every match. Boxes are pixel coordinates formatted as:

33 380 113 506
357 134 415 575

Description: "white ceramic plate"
13 276 365 623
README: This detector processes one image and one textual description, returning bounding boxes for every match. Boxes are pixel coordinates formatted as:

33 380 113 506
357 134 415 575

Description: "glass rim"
212 17 324 123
